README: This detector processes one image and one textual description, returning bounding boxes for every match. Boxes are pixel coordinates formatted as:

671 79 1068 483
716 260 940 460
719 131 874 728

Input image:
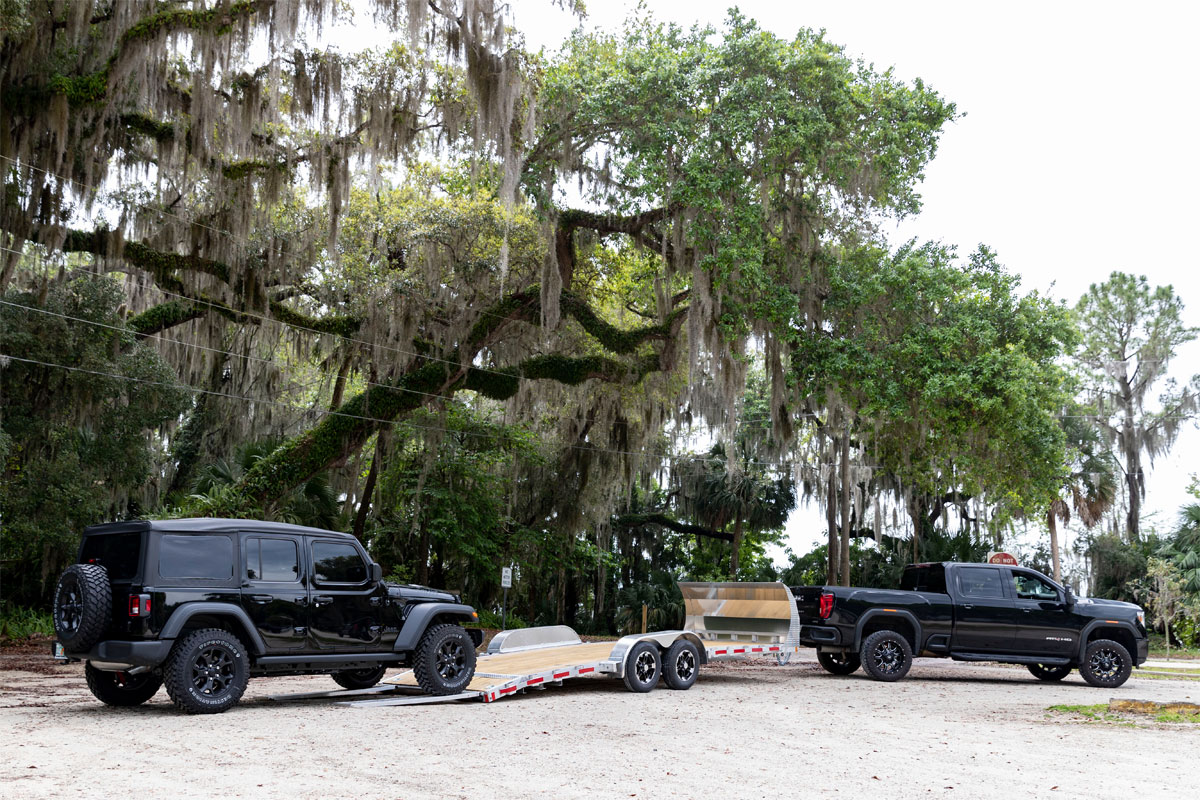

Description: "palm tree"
1047 415 1117 583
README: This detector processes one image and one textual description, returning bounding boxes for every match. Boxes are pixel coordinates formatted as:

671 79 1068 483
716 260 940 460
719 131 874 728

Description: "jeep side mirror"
371 562 383 583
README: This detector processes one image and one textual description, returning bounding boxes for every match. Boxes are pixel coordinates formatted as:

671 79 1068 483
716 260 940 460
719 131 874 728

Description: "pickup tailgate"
790 586 827 625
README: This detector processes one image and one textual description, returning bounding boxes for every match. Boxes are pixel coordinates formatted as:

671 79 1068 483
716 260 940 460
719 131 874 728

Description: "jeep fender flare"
159 603 268 655
1075 619 1141 663
393 603 477 653
853 608 924 653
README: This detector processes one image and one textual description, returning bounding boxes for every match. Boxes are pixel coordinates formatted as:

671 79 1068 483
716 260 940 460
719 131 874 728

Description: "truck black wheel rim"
191 646 235 696
635 651 657 682
872 641 903 674
675 650 696 680
56 583 82 634
436 639 466 680
1089 647 1122 680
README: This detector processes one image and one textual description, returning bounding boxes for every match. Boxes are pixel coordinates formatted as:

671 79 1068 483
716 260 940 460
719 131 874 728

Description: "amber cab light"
819 592 834 619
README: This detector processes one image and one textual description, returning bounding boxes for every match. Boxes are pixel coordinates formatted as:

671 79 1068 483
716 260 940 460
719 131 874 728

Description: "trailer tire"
663 640 700 690
413 624 477 695
817 650 862 675
622 641 661 693
860 630 912 682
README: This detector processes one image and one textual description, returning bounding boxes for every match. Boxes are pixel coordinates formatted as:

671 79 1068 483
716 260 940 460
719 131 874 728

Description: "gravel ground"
1 644 1196 799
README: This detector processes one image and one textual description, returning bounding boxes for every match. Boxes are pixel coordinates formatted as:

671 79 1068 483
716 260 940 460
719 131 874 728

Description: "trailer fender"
607 631 709 674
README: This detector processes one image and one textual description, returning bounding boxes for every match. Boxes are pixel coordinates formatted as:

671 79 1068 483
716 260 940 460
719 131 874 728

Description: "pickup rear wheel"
817 650 862 676
860 630 913 682
662 640 700 690
413 624 477 695
1028 663 1072 682
332 665 388 690
622 641 662 692
1079 639 1133 688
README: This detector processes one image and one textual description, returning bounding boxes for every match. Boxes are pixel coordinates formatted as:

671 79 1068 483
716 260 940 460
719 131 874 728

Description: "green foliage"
475 609 528 630
0 602 54 640
0 278 189 606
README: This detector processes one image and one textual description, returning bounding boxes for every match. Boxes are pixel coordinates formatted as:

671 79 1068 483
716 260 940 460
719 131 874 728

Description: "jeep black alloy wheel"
817 650 862 676
662 639 700 690
622 640 661 693
163 629 250 714
1028 663 1072 682
1079 638 1133 688
52 563 111 652
860 630 913 682
84 662 163 707
413 624 477 695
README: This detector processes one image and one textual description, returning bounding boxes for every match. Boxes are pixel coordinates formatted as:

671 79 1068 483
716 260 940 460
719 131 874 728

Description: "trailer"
363 581 802 705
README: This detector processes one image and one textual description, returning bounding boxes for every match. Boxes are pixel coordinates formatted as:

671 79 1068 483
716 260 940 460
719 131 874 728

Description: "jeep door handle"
313 595 334 607
247 594 273 604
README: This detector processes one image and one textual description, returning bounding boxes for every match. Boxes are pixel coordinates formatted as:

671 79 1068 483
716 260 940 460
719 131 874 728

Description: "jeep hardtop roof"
82 518 358 540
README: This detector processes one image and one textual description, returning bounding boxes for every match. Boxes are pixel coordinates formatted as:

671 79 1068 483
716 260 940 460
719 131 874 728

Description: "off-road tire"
84 662 163 707
413 624 476 695
1079 638 1133 688
662 640 700 690
1028 663 1072 682
163 629 249 714
860 630 913 682
332 665 388 690
818 650 862 676
622 641 662 693
53 563 111 652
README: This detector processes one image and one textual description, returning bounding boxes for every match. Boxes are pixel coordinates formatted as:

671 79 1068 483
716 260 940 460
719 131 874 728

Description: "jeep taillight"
819 592 834 619
128 594 151 617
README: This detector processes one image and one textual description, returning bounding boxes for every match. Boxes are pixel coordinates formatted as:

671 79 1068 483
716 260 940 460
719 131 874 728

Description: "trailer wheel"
860 630 912 682
663 640 700 690
817 650 862 676
622 641 661 693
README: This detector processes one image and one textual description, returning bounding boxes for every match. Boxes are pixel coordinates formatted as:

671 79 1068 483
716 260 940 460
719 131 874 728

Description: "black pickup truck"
793 562 1148 687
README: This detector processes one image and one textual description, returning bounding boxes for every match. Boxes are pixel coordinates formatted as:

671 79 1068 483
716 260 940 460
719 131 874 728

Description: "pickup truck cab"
793 562 1148 688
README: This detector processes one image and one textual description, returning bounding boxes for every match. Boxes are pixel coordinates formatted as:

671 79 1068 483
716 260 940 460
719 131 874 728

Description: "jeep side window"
312 541 366 584
956 567 1004 598
1013 572 1058 601
159 534 232 579
245 537 299 582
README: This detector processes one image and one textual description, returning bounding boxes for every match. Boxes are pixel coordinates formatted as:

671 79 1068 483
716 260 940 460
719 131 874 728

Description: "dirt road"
1 648 1195 799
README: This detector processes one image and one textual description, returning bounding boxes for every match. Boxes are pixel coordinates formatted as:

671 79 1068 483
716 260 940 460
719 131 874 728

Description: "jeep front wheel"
163 629 250 714
84 662 163 706
413 624 477 695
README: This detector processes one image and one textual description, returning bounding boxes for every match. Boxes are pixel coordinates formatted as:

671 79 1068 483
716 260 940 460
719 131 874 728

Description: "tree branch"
616 512 734 542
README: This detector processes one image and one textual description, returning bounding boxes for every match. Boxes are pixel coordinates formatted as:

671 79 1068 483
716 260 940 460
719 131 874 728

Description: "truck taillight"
819 592 834 619
128 594 151 617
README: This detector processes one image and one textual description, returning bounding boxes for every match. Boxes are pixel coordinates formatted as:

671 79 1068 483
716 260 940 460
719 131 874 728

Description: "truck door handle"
313 595 334 607
961 603 974 610
1022 607 1032 612
247 594 273 604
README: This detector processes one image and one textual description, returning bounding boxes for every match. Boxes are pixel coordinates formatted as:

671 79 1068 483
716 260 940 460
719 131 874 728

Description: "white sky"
502 0 1200 557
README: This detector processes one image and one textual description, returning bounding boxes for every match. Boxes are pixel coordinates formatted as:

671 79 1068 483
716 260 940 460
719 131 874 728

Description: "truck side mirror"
1063 587 1076 608
371 562 383 583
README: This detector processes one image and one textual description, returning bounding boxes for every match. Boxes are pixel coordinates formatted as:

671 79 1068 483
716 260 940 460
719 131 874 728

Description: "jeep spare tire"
53 563 111 651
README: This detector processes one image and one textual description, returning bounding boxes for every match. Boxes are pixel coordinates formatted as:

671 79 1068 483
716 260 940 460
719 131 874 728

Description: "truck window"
956 567 1004 598
900 564 946 593
245 537 299 582
1013 572 1058 601
159 534 233 579
312 541 366 584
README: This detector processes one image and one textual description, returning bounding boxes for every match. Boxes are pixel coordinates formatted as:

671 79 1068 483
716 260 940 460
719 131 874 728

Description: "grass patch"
1047 703 1117 722
1154 710 1200 724
0 604 54 641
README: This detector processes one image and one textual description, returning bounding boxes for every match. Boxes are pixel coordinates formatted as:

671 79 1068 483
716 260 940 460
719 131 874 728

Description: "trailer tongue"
369 581 801 704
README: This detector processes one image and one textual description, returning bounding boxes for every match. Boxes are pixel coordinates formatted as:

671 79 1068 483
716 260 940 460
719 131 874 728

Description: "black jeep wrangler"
51 519 482 713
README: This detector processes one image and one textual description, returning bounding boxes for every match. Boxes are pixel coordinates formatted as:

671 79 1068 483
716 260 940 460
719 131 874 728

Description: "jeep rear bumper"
63 639 174 668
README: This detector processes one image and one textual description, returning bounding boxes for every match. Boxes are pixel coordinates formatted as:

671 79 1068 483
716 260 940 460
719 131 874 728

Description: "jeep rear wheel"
84 662 163 707
413 624 476 695
332 665 388 690
53 563 111 652
163 629 249 714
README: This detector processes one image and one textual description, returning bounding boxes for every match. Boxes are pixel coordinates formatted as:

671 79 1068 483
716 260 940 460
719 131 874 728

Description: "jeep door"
1009 568 1078 656
240 533 307 650
307 538 383 651
950 566 1018 652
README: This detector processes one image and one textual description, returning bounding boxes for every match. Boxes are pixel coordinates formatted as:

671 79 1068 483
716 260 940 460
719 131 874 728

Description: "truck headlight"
1137 611 1145 628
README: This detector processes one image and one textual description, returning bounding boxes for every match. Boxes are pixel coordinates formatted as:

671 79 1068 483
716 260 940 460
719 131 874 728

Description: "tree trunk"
415 522 430 585
1118 375 1142 541
1047 509 1062 583
839 430 851 587
329 352 353 410
826 476 839 584
730 515 744 578
352 445 380 541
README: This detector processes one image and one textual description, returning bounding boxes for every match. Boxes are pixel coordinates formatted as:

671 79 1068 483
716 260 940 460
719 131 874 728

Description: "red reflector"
819 592 834 619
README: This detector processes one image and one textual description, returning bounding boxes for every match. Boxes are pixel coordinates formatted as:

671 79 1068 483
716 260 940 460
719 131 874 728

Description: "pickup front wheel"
1079 639 1132 688
817 650 862 676
860 630 913 682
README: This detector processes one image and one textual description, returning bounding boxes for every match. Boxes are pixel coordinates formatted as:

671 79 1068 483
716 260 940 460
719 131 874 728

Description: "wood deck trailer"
367 581 802 704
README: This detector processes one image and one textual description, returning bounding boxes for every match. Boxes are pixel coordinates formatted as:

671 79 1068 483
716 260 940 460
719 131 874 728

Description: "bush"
0 603 54 640
476 609 527 630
